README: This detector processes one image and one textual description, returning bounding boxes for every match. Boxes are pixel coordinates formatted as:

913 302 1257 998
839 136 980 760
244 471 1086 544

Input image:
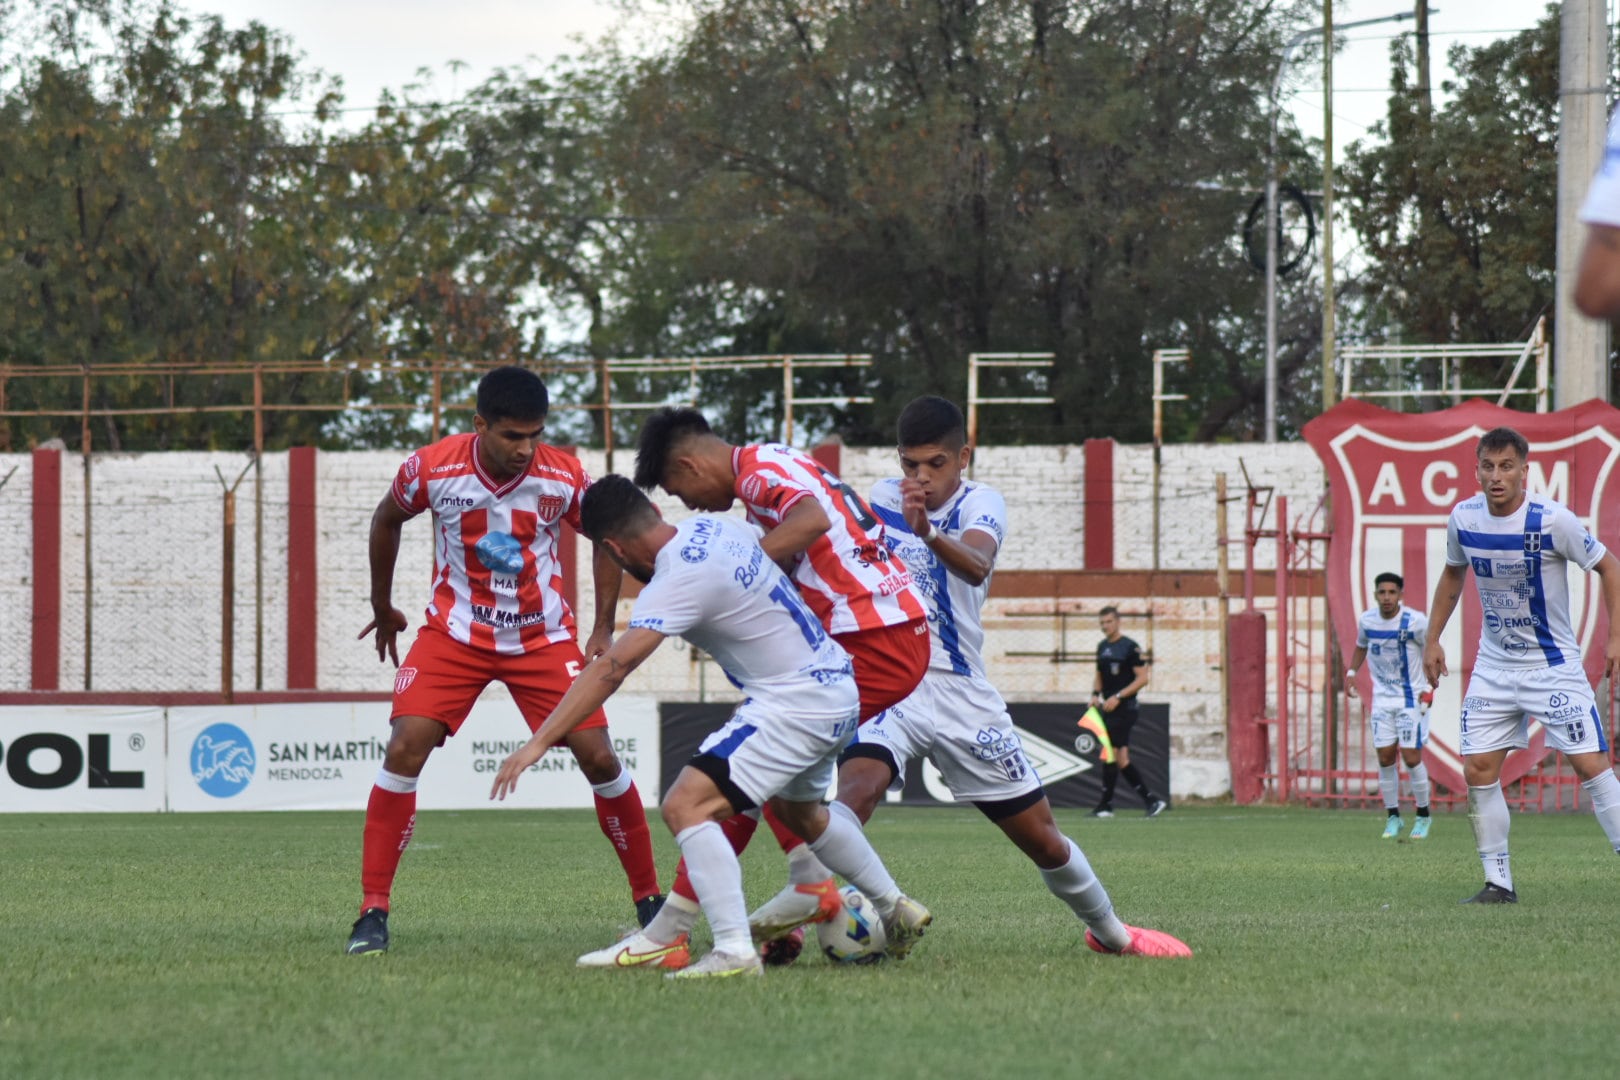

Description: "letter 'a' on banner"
1303 398 1620 794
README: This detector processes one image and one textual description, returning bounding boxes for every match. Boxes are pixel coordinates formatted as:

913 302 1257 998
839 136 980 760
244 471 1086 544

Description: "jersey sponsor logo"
534 463 574 479
680 517 718 563
395 666 418 694
1484 611 1501 634
191 723 256 798
471 605 547 629
874 571 914 597
403 454 420 480
429 462 466 474
740 474 766 503
629 616 665 631
1304 400 1620 795
436 496 476 510
475 531 527 575
537 494 566 519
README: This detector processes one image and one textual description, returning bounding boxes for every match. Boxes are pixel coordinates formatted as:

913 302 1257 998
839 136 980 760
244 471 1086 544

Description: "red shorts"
836 617 930 722
391 627 608 736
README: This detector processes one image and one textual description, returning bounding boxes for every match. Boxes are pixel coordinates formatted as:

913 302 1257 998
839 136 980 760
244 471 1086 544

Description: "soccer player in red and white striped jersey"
346 367 662 955
615 407 929 964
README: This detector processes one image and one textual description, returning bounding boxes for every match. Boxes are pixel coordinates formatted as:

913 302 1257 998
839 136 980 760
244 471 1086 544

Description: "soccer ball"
815 885 888 964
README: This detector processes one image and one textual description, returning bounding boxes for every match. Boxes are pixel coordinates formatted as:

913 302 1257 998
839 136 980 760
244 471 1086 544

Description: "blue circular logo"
1484 610 1502 634
475 531 526 575
191 723 256 798
680 544 708 564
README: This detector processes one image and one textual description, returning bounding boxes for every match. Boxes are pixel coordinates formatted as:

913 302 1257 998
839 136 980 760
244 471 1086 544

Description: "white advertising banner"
0 706 167 812
166 696 662 812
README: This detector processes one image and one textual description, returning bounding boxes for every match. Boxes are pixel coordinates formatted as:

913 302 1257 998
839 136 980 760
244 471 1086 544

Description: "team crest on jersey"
1305 398 1620 794
537 493 566 520
395 667 418 695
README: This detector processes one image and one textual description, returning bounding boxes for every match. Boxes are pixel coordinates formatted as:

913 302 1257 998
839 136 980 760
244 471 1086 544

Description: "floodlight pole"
1265 9 1429 442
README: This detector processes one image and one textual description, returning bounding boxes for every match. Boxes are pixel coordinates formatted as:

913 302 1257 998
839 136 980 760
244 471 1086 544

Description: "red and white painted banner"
1304 399 1620 792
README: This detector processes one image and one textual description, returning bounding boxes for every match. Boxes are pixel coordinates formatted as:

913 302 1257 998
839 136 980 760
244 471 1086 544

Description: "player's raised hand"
1422 639 1447 687
358 605 409 666
489 740 548 801
899 478 931 537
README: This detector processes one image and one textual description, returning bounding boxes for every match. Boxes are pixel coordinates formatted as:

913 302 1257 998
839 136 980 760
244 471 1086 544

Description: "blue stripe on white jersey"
1356 606 1425 708
869 478 1007 678
1444 494 1606 670
874 503 971 674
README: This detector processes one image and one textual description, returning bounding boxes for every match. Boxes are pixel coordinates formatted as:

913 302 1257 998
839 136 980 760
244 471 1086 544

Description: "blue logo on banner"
191 723 256 798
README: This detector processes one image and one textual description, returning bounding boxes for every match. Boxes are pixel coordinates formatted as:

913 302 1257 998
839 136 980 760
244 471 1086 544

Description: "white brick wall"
2 440 1325 796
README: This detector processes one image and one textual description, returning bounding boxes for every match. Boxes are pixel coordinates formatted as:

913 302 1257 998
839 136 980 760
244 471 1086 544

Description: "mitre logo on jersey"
537 494 566 520
1304 399 1620 794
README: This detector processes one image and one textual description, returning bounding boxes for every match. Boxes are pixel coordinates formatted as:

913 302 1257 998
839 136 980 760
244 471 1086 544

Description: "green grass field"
3 804 1616 1079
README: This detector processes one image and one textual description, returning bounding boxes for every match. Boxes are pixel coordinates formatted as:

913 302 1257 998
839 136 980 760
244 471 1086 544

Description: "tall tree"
565 0 1313 442
1340 11 1559 373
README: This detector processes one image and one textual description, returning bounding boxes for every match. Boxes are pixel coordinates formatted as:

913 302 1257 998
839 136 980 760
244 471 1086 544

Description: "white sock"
1040 837 1130 951
1408 762 1431 810
807 808 901 916
786 841 834 885
374 768 419 794
674 822 751 955
1467 783 1512 890
643 891 700 944
1581 770 1620 854
589 767 632 799
1378 763 1400 811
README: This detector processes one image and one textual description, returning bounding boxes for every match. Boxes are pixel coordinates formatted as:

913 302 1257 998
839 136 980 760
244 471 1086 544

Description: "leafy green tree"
1340 9 1559 386
0 0 523 451
568 0 1312 443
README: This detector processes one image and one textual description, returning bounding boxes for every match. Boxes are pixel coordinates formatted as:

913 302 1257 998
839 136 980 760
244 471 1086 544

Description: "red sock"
670 812 760 903
593 781 662 901
361 784 417 913
762 803 804 852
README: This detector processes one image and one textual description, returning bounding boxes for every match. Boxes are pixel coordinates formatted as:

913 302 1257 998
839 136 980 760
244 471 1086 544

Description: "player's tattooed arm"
490 628 664 800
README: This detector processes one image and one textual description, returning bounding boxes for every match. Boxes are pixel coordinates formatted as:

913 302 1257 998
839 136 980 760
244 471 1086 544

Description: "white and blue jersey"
1355 606 1427 709
869 478 1007 677
627 515 856 715
1445 494 1606 670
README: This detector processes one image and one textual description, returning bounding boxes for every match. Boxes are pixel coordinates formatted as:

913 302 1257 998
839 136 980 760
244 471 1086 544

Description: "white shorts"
1368 704 1428 750
1459 662 1609 757
696 680 860 806
843 672 1042 803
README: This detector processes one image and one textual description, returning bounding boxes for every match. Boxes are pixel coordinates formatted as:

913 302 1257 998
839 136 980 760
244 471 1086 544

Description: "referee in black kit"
1090 606 1167 818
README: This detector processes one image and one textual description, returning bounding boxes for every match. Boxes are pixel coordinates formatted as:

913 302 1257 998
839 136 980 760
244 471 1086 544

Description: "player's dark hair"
580 474 660 543
1099 605 1119 619
1374 572 1403 589
1476 427 1528 461
897 396 966 450
634 406 714 489
476 366 549 424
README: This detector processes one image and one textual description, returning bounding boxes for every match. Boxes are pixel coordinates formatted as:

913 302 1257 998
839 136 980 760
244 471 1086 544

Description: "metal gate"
1245 480 1618 811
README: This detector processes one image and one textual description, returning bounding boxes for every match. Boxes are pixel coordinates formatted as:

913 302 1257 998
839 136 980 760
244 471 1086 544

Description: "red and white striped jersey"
732 443 926 635
391 434 586 655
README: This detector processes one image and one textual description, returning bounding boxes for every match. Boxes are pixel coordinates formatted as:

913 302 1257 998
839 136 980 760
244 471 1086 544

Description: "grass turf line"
0 805 1615 1079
